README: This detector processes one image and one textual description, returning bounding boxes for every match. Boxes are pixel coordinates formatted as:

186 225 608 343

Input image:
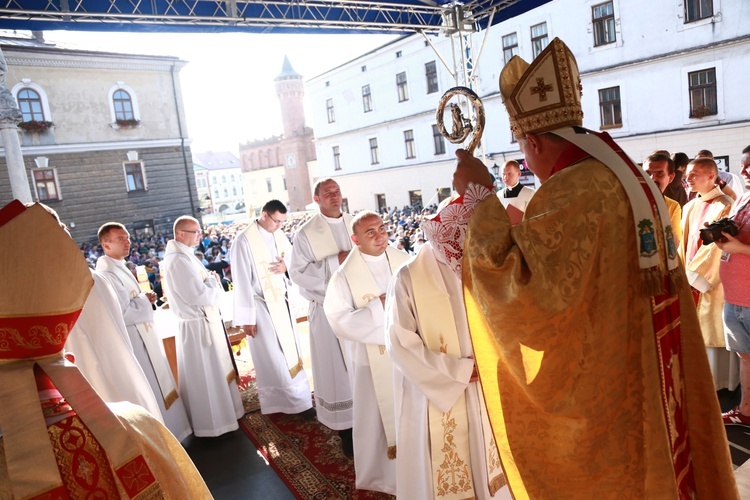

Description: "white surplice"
65 270 163 421
325 250 405 495
289 213 353 430
162 240 244 437
385 246 511 500
96 255 193 441
230 223 312 414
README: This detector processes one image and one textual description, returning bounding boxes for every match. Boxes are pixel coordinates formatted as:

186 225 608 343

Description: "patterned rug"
238 388 393 499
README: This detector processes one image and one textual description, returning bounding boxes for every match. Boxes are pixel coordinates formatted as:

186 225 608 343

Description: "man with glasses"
230 200 314 418
162 216 244 437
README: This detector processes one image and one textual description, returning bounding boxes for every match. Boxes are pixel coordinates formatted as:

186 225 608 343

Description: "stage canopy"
0 0 552 35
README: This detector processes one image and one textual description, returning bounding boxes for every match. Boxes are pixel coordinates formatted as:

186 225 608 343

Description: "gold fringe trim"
289 358 303 379
387 445 397 460
163 389 179 410
488 473 508 496
668 267 684 296
641 267 666 297
226 370 238 385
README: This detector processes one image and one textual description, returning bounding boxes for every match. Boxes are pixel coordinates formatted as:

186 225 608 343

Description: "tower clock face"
285 153 296 168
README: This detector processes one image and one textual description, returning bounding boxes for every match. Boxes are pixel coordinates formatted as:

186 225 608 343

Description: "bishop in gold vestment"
456 38 737 499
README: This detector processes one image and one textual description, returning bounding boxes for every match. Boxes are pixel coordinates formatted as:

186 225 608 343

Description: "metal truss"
0 0 539 35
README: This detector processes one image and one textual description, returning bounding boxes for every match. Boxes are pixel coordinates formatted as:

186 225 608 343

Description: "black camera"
699 217 739 245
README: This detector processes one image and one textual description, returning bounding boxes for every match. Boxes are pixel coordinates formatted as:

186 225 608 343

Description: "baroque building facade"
0 33 198 243
238 56 316 213
307 0 750 212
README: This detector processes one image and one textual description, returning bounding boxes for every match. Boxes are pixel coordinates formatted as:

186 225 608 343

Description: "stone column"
0 47 31 203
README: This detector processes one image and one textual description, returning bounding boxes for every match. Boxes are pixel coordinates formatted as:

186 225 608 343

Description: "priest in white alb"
324 211 410 495
289 178 354 454
230 200 313 416
161 215 244 437
96 222 192 441
385 195 510 500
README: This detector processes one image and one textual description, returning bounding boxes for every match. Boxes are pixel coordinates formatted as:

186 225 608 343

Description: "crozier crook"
435 86 485 155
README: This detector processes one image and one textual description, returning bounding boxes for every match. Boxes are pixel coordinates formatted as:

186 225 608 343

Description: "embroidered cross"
530 77 553 101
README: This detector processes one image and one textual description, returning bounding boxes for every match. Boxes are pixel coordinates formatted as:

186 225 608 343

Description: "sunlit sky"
38 30 399 156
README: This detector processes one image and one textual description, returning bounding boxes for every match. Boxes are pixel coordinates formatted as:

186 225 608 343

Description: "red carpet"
239 408 393 499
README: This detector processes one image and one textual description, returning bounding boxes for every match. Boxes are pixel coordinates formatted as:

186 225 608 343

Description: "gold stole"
98 257 180 409
410 246 505 499
242 222 302 378
342 246 410 459
301 212 353 261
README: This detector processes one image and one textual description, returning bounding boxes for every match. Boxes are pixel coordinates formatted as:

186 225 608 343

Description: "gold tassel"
641 267 665 297
488 473 508 496
387 445 397 460
668 267 684 296
289 358 303 379
163 389 179 410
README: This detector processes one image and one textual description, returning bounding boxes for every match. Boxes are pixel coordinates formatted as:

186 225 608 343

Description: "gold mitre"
500 37 583 139
0 200 93 359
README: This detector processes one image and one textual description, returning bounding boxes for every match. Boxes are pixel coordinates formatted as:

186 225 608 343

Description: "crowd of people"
3 36 748 499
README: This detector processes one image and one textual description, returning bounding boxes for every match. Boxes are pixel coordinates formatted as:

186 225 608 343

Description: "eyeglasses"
269 215 285 225
180 229 202 235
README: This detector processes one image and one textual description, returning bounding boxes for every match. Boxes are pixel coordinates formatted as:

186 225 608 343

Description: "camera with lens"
699 217 739 245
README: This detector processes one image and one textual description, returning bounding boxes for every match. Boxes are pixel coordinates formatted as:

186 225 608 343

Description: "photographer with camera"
718 146 750 426
680 157 735 389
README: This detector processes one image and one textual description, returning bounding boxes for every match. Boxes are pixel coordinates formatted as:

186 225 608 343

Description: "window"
425 61 438 94
437 187 452 203
326 98 335 123
362 85 373 113
113 89 135 120
396 51 402 58
221 175 226 183
408 190 423 210
432 124 446 155
404 130 416 159
685 0 713 23
369 138 380 165
598 86 622 128
124 161 147 192
17 88 45 122
502 33 519 64
231 174 235 182
33 168 60 201
531 22 549 58
108 83 140 124
224 188 228 197
333 146 341 171
361 65 367 72
266 178 273 192
397 72 409 102
376 194 387 212
214 188 220 198
233 186 237 196
689 68 717 117
592 2 616 46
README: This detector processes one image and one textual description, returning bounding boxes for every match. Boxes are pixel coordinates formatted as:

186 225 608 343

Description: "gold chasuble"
0 201 211 499
462 38 737 499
